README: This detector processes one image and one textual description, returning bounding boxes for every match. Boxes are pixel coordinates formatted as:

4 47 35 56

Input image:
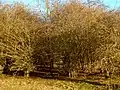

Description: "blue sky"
2 0 120 10
102 0 120 8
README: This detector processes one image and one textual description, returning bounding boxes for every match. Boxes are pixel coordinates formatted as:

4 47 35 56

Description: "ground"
0 75 120 90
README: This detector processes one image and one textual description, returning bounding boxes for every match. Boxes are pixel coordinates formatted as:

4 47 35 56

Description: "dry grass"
0 75 104 90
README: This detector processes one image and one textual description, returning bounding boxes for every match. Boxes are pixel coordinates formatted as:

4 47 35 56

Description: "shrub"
0 3 41 75
0 0 120 78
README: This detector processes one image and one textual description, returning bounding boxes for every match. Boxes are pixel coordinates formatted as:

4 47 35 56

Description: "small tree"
0 4 41 76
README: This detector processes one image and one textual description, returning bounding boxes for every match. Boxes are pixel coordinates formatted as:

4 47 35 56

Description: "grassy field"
1 74 120 90
0 75 108 90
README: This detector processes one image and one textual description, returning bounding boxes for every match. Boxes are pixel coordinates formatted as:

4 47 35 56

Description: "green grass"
0 75 105 90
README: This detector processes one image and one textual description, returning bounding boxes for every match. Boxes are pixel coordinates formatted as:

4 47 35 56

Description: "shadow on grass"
30 75 120 89
2 71 120 89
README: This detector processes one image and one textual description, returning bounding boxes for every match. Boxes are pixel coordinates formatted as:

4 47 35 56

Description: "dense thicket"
0 4 42 75
0 1 120 78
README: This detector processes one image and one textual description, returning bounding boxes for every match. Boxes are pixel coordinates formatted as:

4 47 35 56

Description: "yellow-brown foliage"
0 3 42 72
0 0 120 78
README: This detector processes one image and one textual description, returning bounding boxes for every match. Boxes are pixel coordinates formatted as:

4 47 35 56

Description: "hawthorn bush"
0 3 42 76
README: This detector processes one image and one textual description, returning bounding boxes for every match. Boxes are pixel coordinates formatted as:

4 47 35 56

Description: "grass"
0 75 105 90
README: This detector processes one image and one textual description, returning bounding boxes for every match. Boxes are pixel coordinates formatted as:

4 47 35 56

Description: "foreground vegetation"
0 74 120 90
0 75 109 90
